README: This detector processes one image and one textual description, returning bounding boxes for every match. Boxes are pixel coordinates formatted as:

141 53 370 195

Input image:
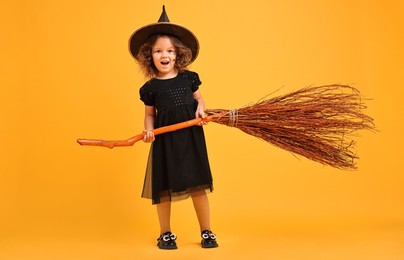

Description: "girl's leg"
156 199 177 250
191 190 211 231
156 200 171 234
192 190 219 248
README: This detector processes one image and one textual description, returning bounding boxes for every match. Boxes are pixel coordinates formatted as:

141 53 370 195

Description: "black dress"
139 70 213 204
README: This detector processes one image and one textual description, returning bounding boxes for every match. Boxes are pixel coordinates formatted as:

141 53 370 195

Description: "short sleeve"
185 70 202 92
139 82 155 106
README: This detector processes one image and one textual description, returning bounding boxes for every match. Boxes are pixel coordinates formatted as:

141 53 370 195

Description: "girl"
129 6 218 249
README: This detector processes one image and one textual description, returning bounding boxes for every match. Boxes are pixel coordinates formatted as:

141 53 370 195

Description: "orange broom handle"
77 113 221 149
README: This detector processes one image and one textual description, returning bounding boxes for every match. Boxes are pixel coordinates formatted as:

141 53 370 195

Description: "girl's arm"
143 105 156 142
193 90 207 125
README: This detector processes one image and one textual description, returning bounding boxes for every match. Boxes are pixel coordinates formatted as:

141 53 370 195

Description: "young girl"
129 6 218 249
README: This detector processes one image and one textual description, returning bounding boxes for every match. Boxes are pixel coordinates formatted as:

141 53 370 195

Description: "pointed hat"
129 6 199 62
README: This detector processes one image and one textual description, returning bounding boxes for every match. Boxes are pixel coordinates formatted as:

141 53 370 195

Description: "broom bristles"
206 85 375 170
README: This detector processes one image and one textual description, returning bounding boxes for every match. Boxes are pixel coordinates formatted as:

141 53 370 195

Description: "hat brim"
129 22 199 63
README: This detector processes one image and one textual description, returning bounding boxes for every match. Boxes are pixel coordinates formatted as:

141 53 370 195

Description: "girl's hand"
142 130 155 143
195 108 208 126
193 90 208 126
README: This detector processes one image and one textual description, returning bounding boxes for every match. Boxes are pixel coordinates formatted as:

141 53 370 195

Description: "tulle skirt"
141 103 213 204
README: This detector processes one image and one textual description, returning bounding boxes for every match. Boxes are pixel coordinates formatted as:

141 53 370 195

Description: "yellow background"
1 0 403 259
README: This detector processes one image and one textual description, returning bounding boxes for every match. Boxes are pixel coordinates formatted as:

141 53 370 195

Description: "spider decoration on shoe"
157 231 177 250
201 230 219 248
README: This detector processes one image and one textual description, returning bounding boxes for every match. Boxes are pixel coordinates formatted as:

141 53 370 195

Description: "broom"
77 84 375 170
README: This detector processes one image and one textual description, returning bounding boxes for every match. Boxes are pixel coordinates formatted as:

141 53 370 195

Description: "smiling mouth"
161 61 169 65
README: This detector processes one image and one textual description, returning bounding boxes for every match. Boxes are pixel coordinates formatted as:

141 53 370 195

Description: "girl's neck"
155 69 179 80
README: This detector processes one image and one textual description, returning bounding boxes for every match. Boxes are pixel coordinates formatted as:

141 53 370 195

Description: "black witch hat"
129 6 199 63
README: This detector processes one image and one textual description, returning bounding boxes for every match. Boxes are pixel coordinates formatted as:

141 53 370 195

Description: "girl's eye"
168 50 175 53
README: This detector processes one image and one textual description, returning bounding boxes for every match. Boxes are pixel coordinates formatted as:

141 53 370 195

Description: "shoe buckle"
162 233 176 242
202 232 216 240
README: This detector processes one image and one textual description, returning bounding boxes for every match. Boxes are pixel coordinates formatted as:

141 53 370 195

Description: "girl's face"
152 36 177 79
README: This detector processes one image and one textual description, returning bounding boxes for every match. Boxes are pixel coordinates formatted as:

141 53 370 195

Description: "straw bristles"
206 85 375 170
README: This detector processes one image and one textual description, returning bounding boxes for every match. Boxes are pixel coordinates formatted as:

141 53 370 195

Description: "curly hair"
136 34 193 78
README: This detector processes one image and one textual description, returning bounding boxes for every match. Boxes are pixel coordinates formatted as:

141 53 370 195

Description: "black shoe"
201 230 218 248
157 232 177 250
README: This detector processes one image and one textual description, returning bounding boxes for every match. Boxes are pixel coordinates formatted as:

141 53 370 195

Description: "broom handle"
77 113 221 149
